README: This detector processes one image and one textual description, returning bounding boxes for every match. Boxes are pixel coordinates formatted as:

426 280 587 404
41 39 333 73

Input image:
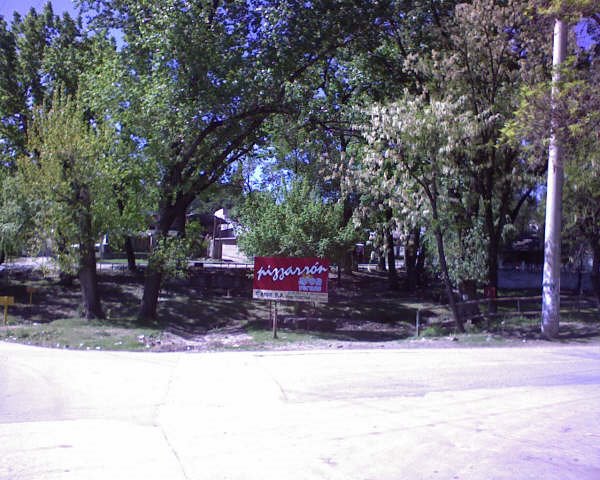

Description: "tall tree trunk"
432 225 463 332
427 187 463 332
405 232 416 292
77 186 104 319
486 234 500 314
377 229 386 271
337 195 356 287
138 196 191 323
385 233 398 289
405 227 423 292
124 236 137 272
116 197 137 272
79 243 104 319
592 242 600 305
384 209 398 289
139 264 163 322
415 232 426 287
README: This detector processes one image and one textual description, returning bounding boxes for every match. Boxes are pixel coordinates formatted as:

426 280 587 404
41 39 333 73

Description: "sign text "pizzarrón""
256 262 328 282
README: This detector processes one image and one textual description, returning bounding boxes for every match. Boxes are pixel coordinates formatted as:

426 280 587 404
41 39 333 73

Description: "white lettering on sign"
256 262 328 282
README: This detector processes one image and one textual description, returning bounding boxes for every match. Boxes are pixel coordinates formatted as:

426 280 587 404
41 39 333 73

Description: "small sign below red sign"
253 257 329 303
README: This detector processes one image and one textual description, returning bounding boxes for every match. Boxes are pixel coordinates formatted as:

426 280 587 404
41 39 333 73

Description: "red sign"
253 257 329 303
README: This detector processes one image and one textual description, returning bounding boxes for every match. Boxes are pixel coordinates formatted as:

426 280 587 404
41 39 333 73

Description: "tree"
563 141 600 302
80 0 391 322
322 0 550 301
263 0 464 286
18 89 114 319
235 180 357 265
505 10 600 314
359 95 483 332
80 39 158 272
1 4 90 160
0 173 32 262
1 3 100 269
435 0 551 293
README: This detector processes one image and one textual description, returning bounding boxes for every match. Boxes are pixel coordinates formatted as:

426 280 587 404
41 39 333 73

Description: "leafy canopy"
18 88 115 271
236 180 357 261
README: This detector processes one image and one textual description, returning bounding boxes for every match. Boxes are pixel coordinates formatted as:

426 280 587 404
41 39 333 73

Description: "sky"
1 0 595 49
0 0 77 21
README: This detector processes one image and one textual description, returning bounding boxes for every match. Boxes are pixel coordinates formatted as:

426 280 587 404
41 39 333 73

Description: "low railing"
415 294 598 335
458 295 597 321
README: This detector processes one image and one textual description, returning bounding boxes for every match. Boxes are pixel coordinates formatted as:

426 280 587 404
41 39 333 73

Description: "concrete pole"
541 18 567 339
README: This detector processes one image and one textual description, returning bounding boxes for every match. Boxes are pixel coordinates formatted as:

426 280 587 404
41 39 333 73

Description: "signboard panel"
253 257 329 303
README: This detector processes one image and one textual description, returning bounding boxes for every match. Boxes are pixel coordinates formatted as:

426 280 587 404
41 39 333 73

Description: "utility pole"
541 18 567 339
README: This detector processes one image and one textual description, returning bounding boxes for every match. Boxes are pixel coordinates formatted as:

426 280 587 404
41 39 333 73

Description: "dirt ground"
1 261 599 352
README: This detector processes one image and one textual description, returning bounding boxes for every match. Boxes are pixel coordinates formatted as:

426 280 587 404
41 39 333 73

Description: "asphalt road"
1 342 599 480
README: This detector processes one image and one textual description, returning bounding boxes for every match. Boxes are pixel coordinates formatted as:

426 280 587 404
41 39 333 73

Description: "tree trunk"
458 279 479 324
55 235 76 286
383 208 397 289
425 181 463 332
432 225 463 332
79 245 104 319
384 227 398 290
485 235 499 315
337 195 356 287
124 236 137 272
138 195 191 323
377 234 386 271
405 227 422 292
592 242 600 305
415 233 426 287
77 186 104 319
116 197 137 272
139 265 163 323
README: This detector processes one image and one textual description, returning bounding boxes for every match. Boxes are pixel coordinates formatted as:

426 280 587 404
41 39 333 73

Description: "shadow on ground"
1 264 599 348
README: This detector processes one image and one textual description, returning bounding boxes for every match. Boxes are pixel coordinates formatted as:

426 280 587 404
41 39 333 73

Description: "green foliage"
0 4 118 273
358 93 489 284
420 324 450 338
17 88 114 271
536 0 599 21
0 173 31 258
236 180 358 262
147 235 192 279
429 216 490 284
185 220 209 259
1 5 92 159
505 53 600 166
77 0 393 220
145 221 207 278
505 16 599 270
77 37 158 250
349 0 551 290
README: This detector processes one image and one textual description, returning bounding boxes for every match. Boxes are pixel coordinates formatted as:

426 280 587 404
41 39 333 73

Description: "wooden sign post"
26 286 38 305
0 296 15 325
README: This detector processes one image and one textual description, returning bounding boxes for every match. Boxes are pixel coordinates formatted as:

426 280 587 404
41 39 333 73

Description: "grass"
0 266 598 351
0 317 162 351
2 306 598 351
246 327 328 345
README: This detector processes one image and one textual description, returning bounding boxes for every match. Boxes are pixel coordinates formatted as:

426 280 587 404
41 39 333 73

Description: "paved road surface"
1 342 599 479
